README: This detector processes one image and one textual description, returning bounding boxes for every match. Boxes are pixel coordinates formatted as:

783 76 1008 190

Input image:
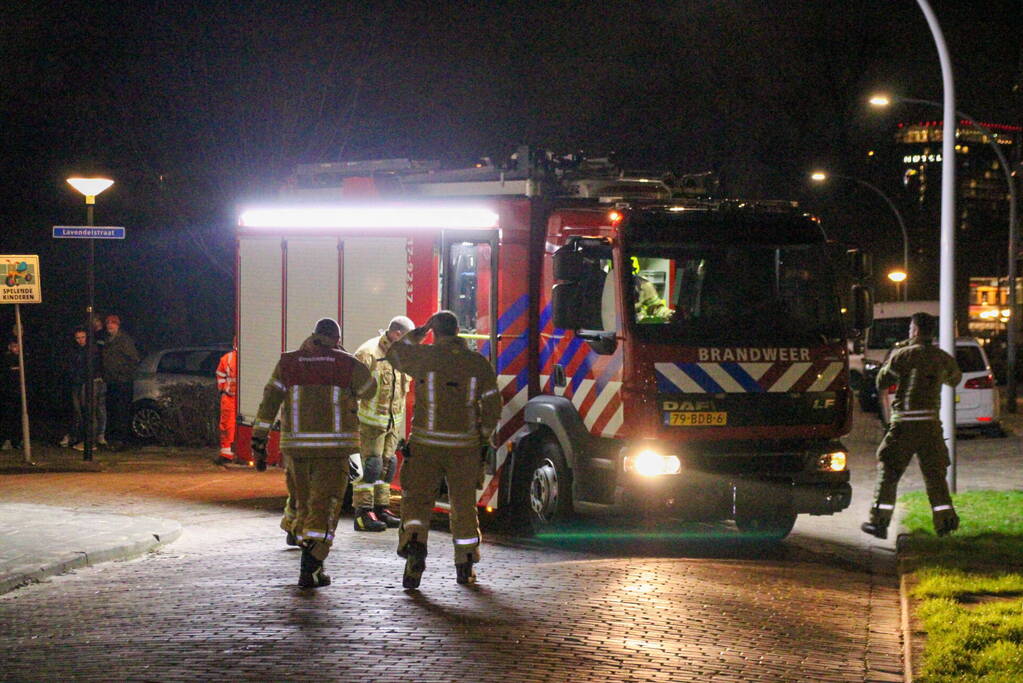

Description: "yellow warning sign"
1 255 42 304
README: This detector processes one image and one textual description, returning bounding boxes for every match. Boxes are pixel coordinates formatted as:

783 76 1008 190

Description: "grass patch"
901 490 1023 682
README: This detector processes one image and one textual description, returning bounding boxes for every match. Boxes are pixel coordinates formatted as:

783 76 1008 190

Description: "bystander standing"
101 314 140 447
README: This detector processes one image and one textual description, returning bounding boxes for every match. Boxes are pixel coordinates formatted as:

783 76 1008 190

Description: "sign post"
1 255 42 465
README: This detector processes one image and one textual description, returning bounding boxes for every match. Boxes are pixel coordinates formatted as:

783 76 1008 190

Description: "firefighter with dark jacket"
385 311 502 588
251 318 376 588
862 312 962 539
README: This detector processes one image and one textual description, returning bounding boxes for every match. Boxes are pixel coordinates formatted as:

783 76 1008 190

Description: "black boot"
354 507 387 532
860 521 888 539
936 510 960 537
455 552 476 585
399 535 427 589
374 505 400 528
298 544 331 588
285 531 299 547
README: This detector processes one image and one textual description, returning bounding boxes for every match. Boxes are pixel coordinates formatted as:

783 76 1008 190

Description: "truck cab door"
441 230 498 366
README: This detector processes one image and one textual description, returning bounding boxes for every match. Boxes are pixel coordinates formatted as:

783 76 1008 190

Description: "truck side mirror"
847 249 872 281
553 248 590 281
552 282 588 329
851 285 873 334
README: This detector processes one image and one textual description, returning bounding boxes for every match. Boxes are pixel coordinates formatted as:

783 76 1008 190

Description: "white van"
851 300 939 411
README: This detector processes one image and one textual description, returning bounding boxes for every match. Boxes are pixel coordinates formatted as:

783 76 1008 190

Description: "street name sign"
1 254 42 303
52 226 126 239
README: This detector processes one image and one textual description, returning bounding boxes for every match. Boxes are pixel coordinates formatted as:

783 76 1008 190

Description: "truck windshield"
626 244 843 344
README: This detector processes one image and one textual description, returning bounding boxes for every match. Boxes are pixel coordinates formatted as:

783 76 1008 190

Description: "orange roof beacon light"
607 210 624 226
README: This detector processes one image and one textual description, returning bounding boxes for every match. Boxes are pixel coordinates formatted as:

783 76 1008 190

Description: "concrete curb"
0 516 182 595
900 569 914 682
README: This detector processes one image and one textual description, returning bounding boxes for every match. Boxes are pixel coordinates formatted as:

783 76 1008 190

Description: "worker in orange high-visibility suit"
215 340 238 465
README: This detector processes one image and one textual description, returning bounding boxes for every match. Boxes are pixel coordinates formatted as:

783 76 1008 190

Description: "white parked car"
879 337 1002 436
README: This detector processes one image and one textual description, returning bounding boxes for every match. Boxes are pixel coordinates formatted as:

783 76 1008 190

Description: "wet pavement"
0 407 1020 681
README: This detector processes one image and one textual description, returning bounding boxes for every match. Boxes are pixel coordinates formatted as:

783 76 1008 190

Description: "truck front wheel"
734 510 797 541
508 436 574 535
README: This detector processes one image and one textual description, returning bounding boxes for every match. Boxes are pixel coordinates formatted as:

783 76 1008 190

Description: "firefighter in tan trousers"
251 318 376 588
351 316 415 532
386 310 502 588
862 312 962 539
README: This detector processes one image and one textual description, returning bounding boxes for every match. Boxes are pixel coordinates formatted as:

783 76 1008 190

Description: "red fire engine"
234 153 871 539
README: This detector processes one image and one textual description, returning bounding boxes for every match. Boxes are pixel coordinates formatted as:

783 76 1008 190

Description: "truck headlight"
623 450 682 476
817 451 847 472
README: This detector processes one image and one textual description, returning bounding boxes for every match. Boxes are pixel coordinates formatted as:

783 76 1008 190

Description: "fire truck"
234 152 872 539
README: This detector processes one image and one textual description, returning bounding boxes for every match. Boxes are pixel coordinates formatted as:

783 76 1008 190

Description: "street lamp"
888 269 907 301
67 177 114 462
870 92 1020 411
810 170 910 300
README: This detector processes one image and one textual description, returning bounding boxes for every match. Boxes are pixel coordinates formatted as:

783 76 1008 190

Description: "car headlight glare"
624 450 682 476
817 451 847 472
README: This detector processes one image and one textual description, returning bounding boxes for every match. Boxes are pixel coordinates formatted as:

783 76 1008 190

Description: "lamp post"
67 177 114 462
870 93 1020 413
811 170 910 300
888 269 908 301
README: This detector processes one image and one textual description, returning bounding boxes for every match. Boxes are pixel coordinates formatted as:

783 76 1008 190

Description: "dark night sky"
2 0 1022 404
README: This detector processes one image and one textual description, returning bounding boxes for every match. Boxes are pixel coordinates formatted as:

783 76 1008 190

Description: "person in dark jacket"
1 338 23 450
101 315 140 445
61 327 107 449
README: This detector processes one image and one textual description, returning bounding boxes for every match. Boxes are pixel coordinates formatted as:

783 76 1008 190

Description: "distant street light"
870 92 1020 412
67 177 114 462
810 170 909 300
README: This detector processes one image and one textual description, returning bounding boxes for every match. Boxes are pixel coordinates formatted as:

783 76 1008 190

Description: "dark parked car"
131 345 231 441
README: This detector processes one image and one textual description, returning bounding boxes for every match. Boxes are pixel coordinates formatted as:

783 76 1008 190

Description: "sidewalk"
0 503 182 594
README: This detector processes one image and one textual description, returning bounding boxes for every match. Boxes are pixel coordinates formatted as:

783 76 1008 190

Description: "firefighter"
251 318 376 588
351 315 415 532
214 339 238 465
862 312 962 539
385 311 502 588
631 257 670 321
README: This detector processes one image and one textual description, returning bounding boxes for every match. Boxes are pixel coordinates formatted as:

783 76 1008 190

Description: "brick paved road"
12 402 1022 682
1 512 901 682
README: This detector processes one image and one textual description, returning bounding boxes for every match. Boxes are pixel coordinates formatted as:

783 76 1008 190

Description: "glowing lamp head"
887 270 907 283
810 171 828 183
67 177 114 204
624 449 682 477
868 94 891 107
817 451 847 472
